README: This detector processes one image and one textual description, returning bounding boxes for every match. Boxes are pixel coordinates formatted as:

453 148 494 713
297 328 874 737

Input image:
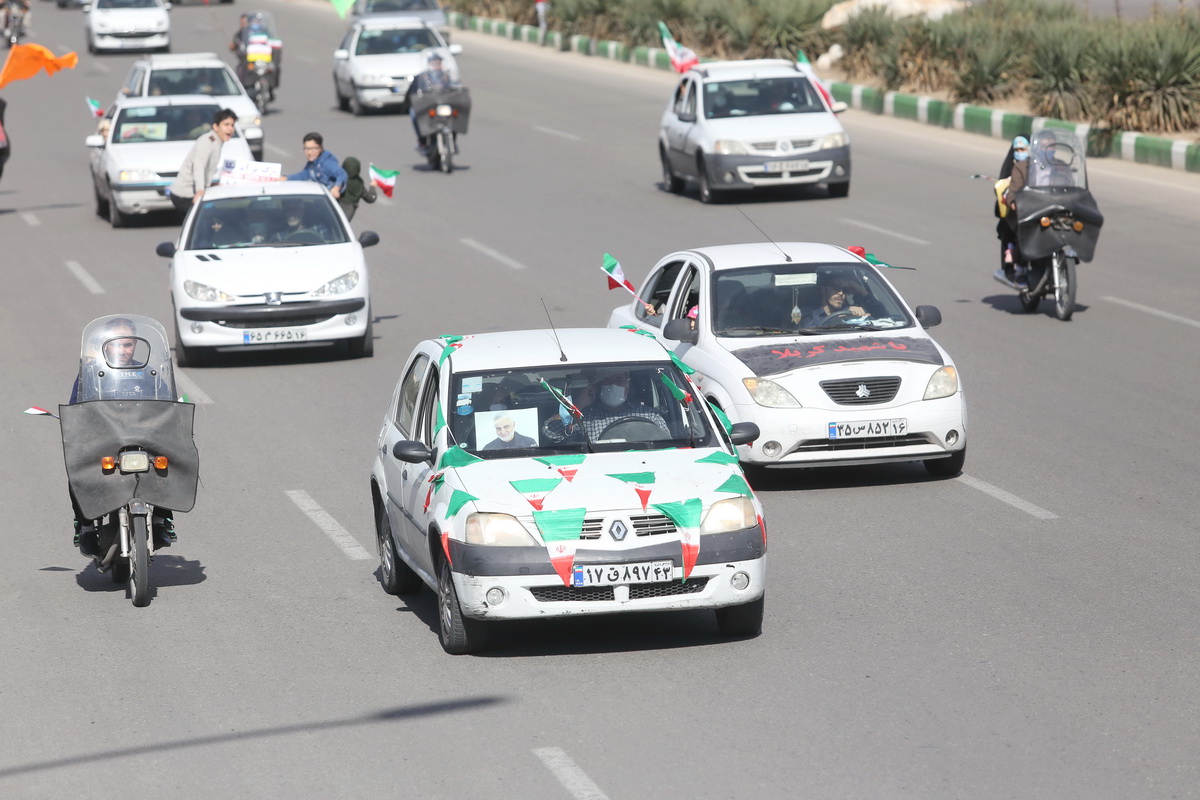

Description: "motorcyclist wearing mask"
997 134 1031 285
542 368 670 444
406 49 460 156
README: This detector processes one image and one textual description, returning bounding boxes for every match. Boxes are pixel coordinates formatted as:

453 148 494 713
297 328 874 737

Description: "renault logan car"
333 17 461 115
156 182 380 366
659 59 850 203
608 243 966 475
84 0 171 54
370 328 766 654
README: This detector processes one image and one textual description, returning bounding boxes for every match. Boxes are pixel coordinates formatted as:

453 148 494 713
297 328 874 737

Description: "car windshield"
96 0 160 8
448 362 715 458
704 77 825 119
355 27 439 55
147 67 242 97
186 195 350 249
365 0 438 11
1026 129 1089 190
711 262 914 337
112 105 228 143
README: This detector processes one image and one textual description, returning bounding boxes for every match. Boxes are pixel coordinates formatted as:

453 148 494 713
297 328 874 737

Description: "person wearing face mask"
406 50 461 156
542 369 670 444
996 134 1031 287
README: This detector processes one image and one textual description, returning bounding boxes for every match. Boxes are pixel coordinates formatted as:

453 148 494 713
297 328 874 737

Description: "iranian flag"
657 21 699 74
85 96 103 118
535 453 587 482
533 507 588 586
369 164 398 198
510 478 562 511
653 498 703 579
607 472 656 512
601 252 648 307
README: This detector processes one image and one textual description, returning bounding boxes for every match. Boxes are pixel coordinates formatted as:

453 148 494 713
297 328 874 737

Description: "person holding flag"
337 156 376 221
601 252 660 317
368 163 398 198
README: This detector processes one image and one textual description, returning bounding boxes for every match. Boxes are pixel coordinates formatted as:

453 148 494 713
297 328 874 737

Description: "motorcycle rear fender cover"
1015 188 1103 262
59 400 199 520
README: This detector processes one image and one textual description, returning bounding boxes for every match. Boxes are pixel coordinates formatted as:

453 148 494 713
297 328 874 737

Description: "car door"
660 259 734 408
382 351 429 556
402 362 442 577
664 78 697 174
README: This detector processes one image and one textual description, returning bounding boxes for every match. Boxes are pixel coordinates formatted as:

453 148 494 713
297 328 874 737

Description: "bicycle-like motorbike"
412 87 470 174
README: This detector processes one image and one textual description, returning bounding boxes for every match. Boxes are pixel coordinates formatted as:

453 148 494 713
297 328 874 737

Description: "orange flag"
0 44 79 89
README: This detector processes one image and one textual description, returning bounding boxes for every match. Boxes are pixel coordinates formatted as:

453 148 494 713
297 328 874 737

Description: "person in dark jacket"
338 156 376 221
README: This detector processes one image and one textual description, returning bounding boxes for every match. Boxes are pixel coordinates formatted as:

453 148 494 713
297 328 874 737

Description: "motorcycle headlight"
923 366 958 400
464 513 537 546
713 140 749 156
700 496 757 535
820 132 850 149
742 377 801 408
116 168 158 183
310 270 359 297
184 280 235 302
118 451 150 473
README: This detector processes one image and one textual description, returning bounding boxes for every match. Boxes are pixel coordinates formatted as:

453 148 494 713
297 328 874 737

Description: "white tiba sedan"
607 243 967 475
370 328 766 654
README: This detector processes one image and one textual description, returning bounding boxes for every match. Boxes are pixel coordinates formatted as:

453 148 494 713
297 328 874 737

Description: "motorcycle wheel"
255 79 270 115
438 131 452 174
1053 251 1077 321
129 514 150 608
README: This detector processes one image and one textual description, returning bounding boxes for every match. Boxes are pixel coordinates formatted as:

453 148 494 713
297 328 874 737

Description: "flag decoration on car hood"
369 163 398 198
534 453 587 482
606 472 656 512
657 21 699 73
510 478 563 511
533 507 588 586
652 498 703 579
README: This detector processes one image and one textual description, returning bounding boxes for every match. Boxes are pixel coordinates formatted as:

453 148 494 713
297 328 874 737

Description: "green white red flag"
533 507 588 586
602 253 647 304
369 163 398 198
85 96 103 118
653 498 703 579
657 21 699 74
510 478 562 511
607 472 656 512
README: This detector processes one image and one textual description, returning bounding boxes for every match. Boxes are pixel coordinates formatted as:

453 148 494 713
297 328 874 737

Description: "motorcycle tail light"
154 456 169 470
101 456 116 471
119 452 150 473
1040 217 1051 228
1072 220 1084 232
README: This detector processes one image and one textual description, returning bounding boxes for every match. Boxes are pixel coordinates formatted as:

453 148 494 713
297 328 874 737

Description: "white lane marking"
533 748 610 800
265 143 292 158
21 212 40 226
1103 296 1200 329
461 238 528 270
65 260 104 294
93 61 110 74
534 125 582 142
173 370 213 405
839 218 931 245
286 491 374 560
957 475 1058 520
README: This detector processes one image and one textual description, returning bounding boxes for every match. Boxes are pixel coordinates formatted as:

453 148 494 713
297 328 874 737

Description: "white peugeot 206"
156 181 380 367
607 243 967 475
370 328 766 654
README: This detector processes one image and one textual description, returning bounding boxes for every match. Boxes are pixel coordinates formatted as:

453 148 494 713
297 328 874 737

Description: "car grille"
109 31 157 38
748 139 815 152
577 513 677 541
159 171 178 179
530 578 708 603
219 315 335 329
820 376 901 405
791 433 931 453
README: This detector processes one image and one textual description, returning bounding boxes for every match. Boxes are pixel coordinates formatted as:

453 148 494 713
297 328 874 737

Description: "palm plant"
1027 24 1095 119
954 36 1020 103
838 7 897 80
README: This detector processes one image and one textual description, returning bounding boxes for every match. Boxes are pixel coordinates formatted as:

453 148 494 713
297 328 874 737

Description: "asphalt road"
2 2 1200 797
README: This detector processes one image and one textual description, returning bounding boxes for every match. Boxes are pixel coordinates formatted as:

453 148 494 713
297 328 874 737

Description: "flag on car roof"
369 164 398 198
657 21 698 74
85 97 103 118
0 43 78 89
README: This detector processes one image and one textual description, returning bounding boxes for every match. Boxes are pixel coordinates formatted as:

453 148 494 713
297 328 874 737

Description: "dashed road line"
534 125 582 142
839 218 931 245
533 748 610 800
65 260 104 294
285 490 373 560
957 475 1058 520
21 213 40 227
461 238 528 270
1103 296 1200 329
173 369 213 405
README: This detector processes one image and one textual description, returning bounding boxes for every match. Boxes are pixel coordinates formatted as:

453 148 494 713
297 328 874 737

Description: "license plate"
242 328 308 344
828 418 907 439
572 560 674 587
765 159 809 173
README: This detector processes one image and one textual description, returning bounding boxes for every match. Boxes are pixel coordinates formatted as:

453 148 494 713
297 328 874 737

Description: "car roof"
355 15 433 29
690 59 805 82
140 52 226 66
200 182 333 201
111 94 225 109
436 328 672 373
679 242 862 271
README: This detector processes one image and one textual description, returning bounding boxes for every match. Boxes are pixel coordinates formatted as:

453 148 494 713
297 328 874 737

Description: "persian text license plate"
828 418 908 439
572 560 674 587
242 328 308 344
765 159 809 173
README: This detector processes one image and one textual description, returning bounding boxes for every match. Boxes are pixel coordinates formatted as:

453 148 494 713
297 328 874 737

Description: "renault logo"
856 384 871 399
778 139 792 153
608 520 628 542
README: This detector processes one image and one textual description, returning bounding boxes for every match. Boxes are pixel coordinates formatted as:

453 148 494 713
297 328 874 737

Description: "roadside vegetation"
453 0 1200 137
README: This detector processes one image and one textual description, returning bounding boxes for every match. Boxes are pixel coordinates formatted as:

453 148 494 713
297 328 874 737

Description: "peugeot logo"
265 292 282 306
608 520 628 542
855 384 871 399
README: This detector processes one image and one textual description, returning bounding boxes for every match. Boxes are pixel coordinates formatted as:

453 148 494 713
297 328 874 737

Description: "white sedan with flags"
370 327 766 654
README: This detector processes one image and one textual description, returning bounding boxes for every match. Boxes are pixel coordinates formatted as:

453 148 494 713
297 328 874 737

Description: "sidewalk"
448 10 1200 175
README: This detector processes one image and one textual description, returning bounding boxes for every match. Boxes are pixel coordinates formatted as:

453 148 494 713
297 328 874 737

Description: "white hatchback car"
659 59 850 203
370 328 766 654
332 17 461 115
86 95 253 227
155 182 380 366
608 243 967 475
84 0 171 54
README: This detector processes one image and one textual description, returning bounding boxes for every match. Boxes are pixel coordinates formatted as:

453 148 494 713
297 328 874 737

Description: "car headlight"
464 513 538 546
820 132 850 150
700 496 757 535
239 115 262 128
713 140 749 156
116 168 158 183
923 366 958 400
356 73 391 88
310 270 359 297
94 21 111 32
184 280 235 302
154 20 168 31
742 377 801 408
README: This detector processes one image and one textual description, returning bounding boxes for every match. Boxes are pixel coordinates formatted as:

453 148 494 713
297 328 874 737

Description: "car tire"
697 157 719 204
661 147 683 194
715 596 763 637
924 447 966 477
377 512 420 595
349 86 365 117
108 191 127 228
335 83 349 112
437 555 487 655
827 181 850 198
173 318 206 368
346 313 374 359
93 177 110 219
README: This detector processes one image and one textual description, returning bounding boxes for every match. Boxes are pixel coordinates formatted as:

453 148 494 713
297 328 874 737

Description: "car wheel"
715 596 763 637
377 512 420 595
173 318 206 368
827 181 850 198
108 189 127 228
349 86 365 117
346 314 374 359
93 177 109 219
335 82 349 112
697 157 719 204
661 147 683 194
924 447 966 477
437 555 487 655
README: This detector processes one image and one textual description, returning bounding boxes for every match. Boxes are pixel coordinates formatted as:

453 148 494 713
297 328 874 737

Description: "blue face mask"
1014 150 1029 162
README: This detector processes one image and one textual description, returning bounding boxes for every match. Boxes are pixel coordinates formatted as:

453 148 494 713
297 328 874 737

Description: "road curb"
448 10 1200 175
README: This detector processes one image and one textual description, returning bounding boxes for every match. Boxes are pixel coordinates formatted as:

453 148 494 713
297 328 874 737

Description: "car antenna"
541 298 569 362
736 206 791 262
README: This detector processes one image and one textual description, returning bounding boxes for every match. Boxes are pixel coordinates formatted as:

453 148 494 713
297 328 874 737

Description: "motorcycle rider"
997 134 1031 287
230 12 273 100
3 0 30 43
406 49 460 156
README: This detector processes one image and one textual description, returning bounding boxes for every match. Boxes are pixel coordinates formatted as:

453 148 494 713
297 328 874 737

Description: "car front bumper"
111 184 173 215
91 31 169 50
176 298 369 348
355 81 414 109
704 145 850 190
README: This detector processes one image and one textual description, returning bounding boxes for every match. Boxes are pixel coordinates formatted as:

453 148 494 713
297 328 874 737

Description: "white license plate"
765 159 809 173
828 418 908 439
572 560 674 587
242 328 308 344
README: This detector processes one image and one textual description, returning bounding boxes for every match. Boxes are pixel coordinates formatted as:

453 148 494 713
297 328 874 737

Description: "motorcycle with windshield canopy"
412 86 470 174
59 315 199 607
994 128 1103 321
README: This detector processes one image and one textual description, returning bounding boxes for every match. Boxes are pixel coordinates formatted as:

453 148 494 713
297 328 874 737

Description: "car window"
671 79 687 115
634 260 684 327
705 76 824 119
148 67 242 97
113 105 225 143
670 266 700 322
681 81 697 120
355 27 438 55
122 66 144 96
185 195 351 249
416 367 441 449
396 354 429 435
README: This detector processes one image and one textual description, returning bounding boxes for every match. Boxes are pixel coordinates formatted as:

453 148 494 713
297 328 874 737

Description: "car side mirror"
663 318 698 344
392 440 433 463
85 134 106 147
729 422 760 447
156 242 176 258
831 100 848 114
448 44 463 56
334 49 349 61
358 230 380 247
915 305 942 328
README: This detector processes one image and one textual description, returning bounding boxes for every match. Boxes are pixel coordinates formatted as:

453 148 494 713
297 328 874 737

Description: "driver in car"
805 275 870 326
542 369 670 443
